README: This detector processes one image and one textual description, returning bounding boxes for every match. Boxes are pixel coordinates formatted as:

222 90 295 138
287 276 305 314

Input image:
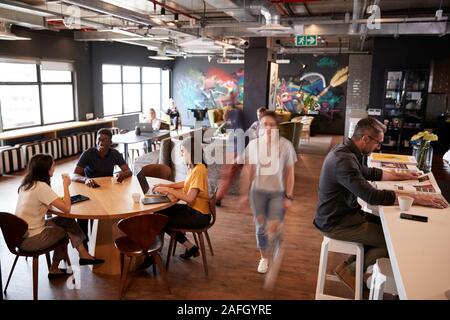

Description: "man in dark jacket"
314 117 447 291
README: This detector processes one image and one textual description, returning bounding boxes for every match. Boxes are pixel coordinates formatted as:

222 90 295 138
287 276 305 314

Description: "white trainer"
257 258 269 274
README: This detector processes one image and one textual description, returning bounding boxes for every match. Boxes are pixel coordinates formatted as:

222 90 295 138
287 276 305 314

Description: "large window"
0 61 75 130
102 64 170 116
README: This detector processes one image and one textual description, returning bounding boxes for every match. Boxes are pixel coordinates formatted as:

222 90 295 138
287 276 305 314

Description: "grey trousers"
19 217 86 264
322 214 388 270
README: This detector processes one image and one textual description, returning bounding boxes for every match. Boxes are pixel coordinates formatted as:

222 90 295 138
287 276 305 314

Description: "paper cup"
111 176 119 184
132 193 141 203
398 196 414 211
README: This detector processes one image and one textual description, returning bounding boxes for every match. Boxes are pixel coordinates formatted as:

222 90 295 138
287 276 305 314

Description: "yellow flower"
410 131 425 141
423 132 438 141
410 130 438 142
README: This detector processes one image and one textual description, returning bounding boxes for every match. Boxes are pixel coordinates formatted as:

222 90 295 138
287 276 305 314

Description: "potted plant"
410 130 438 172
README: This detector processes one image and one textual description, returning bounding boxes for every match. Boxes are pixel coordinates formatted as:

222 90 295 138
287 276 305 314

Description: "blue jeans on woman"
249 188 285 252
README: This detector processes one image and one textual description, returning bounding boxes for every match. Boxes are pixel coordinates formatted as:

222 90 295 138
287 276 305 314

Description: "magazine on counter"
370 161 422 174
369 153 417 165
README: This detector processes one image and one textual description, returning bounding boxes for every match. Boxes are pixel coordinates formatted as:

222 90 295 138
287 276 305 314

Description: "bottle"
135 126 141 136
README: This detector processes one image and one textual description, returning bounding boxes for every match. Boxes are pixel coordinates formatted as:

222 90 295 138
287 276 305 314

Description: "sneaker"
257 258 269 274
264 246 285 290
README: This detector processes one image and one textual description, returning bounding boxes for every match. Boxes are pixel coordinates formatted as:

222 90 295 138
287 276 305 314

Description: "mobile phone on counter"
400 212 428 223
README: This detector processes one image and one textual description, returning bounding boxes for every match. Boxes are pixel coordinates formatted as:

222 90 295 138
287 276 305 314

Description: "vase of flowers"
410 131 438 172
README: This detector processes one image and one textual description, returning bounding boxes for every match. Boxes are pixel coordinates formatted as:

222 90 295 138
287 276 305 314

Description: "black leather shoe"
79 257 104 266
48 269 71 280
179 246 200 260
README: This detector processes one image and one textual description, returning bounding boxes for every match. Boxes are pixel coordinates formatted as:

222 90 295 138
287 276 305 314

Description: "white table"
379 204 450 299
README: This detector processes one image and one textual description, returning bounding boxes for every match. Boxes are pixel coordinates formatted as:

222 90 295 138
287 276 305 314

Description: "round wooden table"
50 176 174 275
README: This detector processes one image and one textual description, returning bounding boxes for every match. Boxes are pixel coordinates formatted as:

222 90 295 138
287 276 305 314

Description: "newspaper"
373 173 441 195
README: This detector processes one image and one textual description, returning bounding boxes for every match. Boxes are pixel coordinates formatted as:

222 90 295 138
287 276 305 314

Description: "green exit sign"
295 35 317 46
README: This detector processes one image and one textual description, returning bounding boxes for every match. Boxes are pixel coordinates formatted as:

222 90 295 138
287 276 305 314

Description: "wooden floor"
0 135 356 300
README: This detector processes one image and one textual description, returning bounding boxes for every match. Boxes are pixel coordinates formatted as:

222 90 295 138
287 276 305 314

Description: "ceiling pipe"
146 0 200 21
349 0 362 34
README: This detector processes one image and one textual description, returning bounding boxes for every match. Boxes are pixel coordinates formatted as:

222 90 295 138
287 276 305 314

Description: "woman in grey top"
240 111 297 287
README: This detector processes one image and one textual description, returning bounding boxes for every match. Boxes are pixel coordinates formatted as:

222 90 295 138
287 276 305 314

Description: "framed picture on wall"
267 62 279 110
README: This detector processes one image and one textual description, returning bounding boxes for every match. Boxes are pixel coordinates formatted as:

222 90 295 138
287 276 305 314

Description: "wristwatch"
285 193 294 201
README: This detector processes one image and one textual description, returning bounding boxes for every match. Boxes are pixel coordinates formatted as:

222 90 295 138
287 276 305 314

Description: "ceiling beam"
0 7 46 29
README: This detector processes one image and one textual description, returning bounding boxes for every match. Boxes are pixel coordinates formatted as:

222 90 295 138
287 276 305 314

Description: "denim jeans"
249 188 285 251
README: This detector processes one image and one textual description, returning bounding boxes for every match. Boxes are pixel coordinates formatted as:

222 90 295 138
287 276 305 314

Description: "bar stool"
315 236 364 300
368 258 398 300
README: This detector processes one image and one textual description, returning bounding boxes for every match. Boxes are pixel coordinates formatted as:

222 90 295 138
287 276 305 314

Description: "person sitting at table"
140 107 161 131
139 136 211 269
246 107 267 140
166 98 180 130
15 154 103 279
72 128 132 246
313 117 448 292
72 128 132 187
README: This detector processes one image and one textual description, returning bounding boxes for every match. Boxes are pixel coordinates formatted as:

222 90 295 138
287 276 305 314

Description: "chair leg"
45 252 51 271
119 255 132 299
153 254 171 294
197 232 208 276
32 256 39 300
152 256 157 276
166 233 176 270
4 256 19 294
171 234 178 256
193 232 199 248
0 259 3 300
204 230 214 256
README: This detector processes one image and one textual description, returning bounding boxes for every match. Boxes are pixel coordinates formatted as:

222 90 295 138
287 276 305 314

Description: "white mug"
132 193 141 203
398 196 414 211
111 174 120 184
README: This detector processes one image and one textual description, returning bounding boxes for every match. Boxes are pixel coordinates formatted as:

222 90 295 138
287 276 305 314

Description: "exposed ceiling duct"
247 4 292 34
204 0 257 22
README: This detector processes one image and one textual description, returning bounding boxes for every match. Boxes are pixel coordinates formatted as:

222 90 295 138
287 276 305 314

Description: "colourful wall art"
277 55 349 134
176 66 244 110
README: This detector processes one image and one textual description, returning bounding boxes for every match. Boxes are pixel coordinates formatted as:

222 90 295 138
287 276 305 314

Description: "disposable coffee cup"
61 173 69 179
398 196 414 211
132 193 141 203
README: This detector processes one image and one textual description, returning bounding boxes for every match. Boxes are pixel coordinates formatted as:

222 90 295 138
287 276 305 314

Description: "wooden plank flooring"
0 135 355 300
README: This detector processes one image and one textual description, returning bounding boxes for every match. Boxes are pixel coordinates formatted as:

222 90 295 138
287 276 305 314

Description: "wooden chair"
0 212 70 300
114 213 170 299
139 164 172 180
165 189 217 276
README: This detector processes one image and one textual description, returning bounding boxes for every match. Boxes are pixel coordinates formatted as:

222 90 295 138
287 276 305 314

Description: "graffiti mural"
277 57 349 121
176 67 244 109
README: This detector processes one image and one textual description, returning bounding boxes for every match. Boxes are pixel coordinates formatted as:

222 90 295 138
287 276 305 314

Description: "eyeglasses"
367 135 383 147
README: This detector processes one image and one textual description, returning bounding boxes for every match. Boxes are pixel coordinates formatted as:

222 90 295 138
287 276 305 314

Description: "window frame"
0 61 76 131
102 64 171 117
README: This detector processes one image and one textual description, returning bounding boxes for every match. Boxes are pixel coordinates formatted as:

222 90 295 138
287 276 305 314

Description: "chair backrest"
159 122 170 130
140 164 172 180
292 122 303 150
279 121 295 142
0 212 28 254
117 214 168 252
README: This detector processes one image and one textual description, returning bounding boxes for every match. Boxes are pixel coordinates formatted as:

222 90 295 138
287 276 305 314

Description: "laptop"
136 171 170 204
136 123 154 133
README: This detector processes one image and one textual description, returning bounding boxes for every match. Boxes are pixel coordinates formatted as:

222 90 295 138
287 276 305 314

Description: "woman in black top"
166 99 180 130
